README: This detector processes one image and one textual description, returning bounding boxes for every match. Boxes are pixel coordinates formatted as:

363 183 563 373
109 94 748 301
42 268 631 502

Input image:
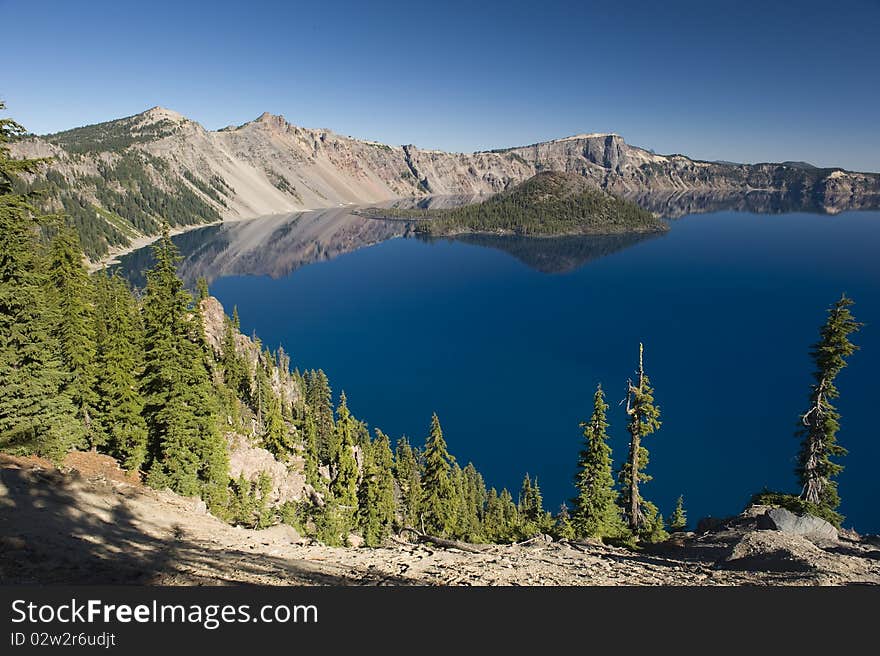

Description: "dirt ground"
1 453 878 586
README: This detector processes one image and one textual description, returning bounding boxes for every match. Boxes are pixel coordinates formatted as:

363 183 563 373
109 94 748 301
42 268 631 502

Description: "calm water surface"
117 209 880 531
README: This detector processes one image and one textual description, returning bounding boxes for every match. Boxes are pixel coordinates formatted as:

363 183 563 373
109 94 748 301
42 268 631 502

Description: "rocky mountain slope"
11 107 880 259
2 452 879 586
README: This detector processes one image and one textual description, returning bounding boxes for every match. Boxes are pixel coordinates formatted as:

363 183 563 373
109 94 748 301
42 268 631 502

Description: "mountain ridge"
10 107 880 259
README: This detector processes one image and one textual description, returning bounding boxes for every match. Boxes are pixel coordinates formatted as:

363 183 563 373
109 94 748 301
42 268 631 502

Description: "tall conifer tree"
0 105 81 459
572 384 625 539
140 228 228 511
92 273 148 470
394 436 422 529
420 413 458 536
46 224 98 444
797 294 861 522
357 429 396 546
619 344 663 539
329 391 358 516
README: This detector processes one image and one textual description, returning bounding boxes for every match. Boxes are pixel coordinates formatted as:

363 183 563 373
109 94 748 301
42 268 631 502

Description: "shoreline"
86 208 330 273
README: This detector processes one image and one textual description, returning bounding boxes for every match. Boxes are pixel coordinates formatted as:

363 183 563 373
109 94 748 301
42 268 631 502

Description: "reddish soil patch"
62 451 142 486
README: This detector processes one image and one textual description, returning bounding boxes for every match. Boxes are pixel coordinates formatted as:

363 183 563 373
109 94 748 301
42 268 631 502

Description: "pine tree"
669 495 687 532
140 228 228 511
357 429 396 546
45 224 99 445
261 391 291 459
92 273 148 470
196 276 209 302
394 436 422 529
302 407 321 488
619 343 664 540
420 413 459 536
253 353 272 430
305 369 334 463
572 384 626 540
457 462 486 541
518 473 551 537
497 488 520 541
329 391 358 517
0 105 82 459
797 295 861 523
554 504 575 541
220 309 249 404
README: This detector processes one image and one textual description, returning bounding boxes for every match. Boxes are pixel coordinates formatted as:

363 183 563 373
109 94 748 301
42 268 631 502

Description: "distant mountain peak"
139 106 186 123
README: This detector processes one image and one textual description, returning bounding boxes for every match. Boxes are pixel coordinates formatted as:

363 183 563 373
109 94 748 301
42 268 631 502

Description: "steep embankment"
10 107 880 260
2 453 879 586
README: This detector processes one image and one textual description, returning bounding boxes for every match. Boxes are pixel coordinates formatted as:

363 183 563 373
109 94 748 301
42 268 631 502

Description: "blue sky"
3 0 879 170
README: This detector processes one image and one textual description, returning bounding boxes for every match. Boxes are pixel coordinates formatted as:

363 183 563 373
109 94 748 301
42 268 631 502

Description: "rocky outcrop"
10 107 879 261
199 295 300 413
756 508 839 543
226 433 307 506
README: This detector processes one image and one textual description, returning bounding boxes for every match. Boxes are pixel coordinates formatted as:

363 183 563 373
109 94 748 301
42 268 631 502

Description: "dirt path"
1 455 878 586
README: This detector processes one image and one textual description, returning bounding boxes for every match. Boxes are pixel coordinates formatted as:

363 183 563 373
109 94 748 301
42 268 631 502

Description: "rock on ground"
2 454 879 586
756 508 839 543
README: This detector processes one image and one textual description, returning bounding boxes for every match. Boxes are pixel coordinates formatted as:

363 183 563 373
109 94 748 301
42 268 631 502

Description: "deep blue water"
121 209 880 531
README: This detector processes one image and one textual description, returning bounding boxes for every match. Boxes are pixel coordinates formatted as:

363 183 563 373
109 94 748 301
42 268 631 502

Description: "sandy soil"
2 453 878 586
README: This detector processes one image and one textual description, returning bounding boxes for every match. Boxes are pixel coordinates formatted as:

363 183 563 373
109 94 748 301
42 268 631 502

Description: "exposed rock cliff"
10 107 880 259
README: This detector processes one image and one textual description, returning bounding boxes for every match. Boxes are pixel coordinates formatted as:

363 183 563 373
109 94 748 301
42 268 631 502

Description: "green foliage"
226 472 274 529
17 150 221 259
796 295 861 519
553 504 576 541
518 474 553 536
456 462 487 541
0 106 83 459
302 408 321 488
420 413 459 537
619 344 662 541
220 307 250 407
304 369 335 463
92 273 148 470
261 391 292 459
482 487 521 542
329 392 358 520
394 436 422 529
750 490 843 528
196 276 210 302
357 429 396 546
572 384 627 540
311 495 351 547
45 224 98 445
139 229 228 512
360 172 666 237
183 170 228 208
43 114 178 154
669 495 687 532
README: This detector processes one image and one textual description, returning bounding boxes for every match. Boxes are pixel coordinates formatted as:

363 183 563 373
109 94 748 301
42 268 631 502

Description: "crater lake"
114 205 880 532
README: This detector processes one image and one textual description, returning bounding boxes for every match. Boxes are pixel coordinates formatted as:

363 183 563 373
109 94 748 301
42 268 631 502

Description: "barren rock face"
226 434 307 506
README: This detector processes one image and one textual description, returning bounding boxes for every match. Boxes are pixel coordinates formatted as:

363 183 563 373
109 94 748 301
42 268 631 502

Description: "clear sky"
3 0 879 171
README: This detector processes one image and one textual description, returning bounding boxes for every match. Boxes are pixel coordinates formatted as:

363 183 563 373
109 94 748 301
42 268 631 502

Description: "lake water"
116 206 880 532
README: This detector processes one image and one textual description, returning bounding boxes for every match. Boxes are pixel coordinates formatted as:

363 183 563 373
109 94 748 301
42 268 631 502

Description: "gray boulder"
756 508 838 543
